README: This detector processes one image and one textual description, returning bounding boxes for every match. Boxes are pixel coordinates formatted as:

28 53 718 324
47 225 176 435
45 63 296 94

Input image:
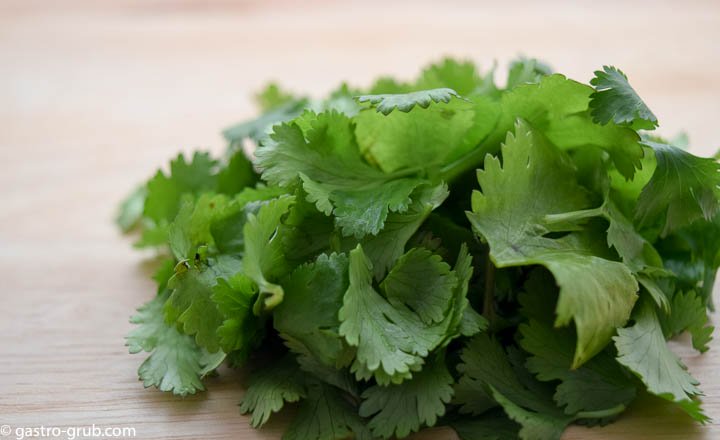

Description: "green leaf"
274 253 350 367
144 152 218 224
359 355 454 439
451 410 520 440
165 255 241 353
457 334 561 415
354 96 499 175
590 65 658 130
468 121 638 366
169 194 232 261
243 195 295 314
614 299 707 422
636 141 720 236
256 110 423 237
661 291 714 353
126 292 222 396
416 58 488 96
212 273 262 356
255 82 299 112
339 245 448 382
519 319 636 414
239 355 306 428
498 74 644 179
116 185 147 232
216 150 258 195
223 100 307 146
381 247 458 325
356 183 449 281
490 387 570 440
506 57 552 89
356 88 461 115
284 381 371 440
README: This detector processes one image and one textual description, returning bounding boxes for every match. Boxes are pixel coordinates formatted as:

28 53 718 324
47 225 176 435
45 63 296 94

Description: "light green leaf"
243 195 295 314
356 88 461 115
116 185 147 232
256 111 423 237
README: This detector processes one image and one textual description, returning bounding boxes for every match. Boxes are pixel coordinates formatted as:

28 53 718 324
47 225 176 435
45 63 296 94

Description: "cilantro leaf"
380 247 458 325
498 74 644 179
243 195 295 314
354 96 500 175
359 355 454 438
212 273 262 357
223 100 307 148
339 245 450 382
636 141 720 236
356 88 461 115
164 254 240 353
284 381 371 440
468 121 638 366
239 355 306 428
590 65 658 130
126 292 224 396
614 299 707 422
144 152 217 224
256 111 423 237
661 290 714 353
357 183 449 281
520 319 637 414
274 253 350 367
490 387 570 440
416 58 488 96
116 185 147 232
451 409 521 440
506 56 552 89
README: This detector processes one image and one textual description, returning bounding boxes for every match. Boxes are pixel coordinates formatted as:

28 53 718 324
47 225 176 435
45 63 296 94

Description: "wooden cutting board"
1 1 718 438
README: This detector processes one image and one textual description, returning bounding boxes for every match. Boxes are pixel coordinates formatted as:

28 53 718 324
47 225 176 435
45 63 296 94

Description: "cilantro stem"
574 404 627 420
483 254 496 323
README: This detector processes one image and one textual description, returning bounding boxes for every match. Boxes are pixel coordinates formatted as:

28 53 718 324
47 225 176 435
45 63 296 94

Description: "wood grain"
1 1 719 438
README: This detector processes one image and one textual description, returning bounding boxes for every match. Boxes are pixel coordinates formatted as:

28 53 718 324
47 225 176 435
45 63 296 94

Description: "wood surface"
1 1 719 439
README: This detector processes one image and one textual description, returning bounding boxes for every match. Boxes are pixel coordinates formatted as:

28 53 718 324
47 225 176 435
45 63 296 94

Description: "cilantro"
356 88 462 115
636 141 720 236
120 58 718 438
590 65 658 130
614 299 707 422
359 354 454 438
126 292 225 396
239 355 306 428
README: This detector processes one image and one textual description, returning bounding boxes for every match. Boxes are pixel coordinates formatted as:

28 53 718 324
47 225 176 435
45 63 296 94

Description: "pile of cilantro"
118 58 720 440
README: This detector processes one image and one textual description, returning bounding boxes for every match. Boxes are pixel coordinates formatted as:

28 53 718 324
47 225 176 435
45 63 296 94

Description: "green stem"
543 206 604 225
574 404 627 421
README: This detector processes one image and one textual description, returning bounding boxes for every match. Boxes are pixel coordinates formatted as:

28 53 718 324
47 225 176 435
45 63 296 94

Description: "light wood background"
1 1 719 439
